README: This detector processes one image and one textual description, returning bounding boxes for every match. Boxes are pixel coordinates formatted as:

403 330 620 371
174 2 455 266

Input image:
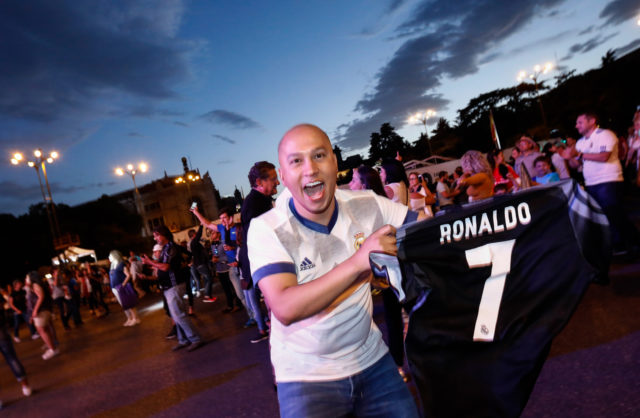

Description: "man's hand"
141 254 152 265
351 224 397 273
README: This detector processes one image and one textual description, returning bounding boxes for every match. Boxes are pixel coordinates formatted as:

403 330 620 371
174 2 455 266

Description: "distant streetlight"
175 173 201 201
517 62 553 128
10 149 61 241
408 109 437 156
115 162 150 236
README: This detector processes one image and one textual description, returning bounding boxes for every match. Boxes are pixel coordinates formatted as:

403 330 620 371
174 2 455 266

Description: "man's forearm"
260 254 368 326
581 151 611 162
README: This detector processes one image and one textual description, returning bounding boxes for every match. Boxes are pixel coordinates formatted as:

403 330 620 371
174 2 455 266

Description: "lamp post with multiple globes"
408 109 437 157
517 62 553 129
10 149 61 242
115 162 150 236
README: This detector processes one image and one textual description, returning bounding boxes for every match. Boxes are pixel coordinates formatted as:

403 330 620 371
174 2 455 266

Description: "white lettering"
517 203 531 224
504 206 517 230
453 220 464 241
465 216 477 239
492 210 505 233
478 213 493 236
440 224 452 244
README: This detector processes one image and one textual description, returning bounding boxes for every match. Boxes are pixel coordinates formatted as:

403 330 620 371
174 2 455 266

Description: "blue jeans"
586 181 640 249
13 312 37 338
164 284 201 345
277 353 418 418
243 287 266 332
0 328 26 381
191 264 213 297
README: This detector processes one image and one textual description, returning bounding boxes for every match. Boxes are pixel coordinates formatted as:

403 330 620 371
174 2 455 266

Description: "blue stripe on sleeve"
403 210 419 225
253 262 297 285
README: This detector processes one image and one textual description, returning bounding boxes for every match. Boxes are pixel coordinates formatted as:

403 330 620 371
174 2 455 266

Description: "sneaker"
186 341 205 352
42 348 59 360
166 327 177 339
22 384 32 397
172 342 190 351
203 296 217 303
32 334 41 340
13 336 20 343
243 319 257 328
250 331 269 343
123 319 133 327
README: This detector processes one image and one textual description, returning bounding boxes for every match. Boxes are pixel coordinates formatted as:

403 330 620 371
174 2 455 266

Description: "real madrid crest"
353 232 365 250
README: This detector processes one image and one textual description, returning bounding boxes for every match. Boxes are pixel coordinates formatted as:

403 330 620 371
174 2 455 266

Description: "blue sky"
1 0 639 215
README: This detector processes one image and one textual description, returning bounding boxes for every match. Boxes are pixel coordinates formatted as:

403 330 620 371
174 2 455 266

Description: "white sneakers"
22 384 32 397
123 318 141 327
42 348 59 360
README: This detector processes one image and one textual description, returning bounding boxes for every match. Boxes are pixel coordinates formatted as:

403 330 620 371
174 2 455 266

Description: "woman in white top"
380 159 409 205
408 171 436 217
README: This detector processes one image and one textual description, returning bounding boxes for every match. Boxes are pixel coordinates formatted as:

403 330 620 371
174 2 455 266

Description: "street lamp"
517 62 553 128
10 149 61 241
408 109 437 157
115 162 150 236
175 173 201 200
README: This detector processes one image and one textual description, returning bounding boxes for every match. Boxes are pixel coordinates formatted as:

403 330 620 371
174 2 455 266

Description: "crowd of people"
1 108 639 414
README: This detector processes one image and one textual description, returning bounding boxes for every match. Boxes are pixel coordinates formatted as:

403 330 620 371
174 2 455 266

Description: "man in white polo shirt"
248 124 420 417
575 111 640 254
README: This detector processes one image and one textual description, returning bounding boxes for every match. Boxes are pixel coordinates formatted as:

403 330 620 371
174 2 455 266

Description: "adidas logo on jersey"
299 257 316 271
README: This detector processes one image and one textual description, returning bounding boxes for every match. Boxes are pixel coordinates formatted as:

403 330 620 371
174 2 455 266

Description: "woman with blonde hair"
109 250 140 326
459 150 495 202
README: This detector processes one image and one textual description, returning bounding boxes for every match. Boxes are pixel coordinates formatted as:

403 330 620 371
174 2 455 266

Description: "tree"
333 145 344 170
554 69 576 87
601 49 616 67
367 123 410 162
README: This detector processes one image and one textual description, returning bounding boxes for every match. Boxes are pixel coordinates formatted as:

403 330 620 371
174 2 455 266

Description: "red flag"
489 109 502 150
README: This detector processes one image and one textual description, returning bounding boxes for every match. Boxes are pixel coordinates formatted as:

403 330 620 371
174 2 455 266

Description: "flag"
489 109 501 150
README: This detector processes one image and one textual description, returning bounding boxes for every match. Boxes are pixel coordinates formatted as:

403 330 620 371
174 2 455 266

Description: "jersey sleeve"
373 193 409 228
247 216 296 286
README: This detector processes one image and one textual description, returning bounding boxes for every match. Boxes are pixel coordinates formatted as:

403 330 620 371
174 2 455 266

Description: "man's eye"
314 153 325 160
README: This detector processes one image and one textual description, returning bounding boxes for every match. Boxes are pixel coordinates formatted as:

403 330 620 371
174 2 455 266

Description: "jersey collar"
288 197 339 234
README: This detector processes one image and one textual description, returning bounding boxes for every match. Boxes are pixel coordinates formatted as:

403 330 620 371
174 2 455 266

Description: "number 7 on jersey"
465 239 516 342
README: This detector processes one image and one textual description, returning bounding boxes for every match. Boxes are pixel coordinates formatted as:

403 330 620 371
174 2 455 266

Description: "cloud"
337 0 563 150
173 121 188 127
128 132 145 138
0 179 117 202
0 1 194 124
211 134 236 144
599 0 638 26
217 159 234 165
561 33 618 61
616 38 640 56
198 110 261 129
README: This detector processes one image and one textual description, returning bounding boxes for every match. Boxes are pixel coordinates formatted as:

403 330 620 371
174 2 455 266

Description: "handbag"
116 282 138 310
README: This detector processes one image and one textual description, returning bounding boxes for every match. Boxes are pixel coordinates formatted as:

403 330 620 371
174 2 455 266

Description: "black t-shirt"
371 180 610 417
239 188 274 281
10 289 27 312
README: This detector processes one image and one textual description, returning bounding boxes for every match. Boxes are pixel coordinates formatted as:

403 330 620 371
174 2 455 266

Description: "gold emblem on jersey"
354 232 365 250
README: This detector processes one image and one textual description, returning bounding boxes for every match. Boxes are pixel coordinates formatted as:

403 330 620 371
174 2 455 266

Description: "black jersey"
370 180 610 418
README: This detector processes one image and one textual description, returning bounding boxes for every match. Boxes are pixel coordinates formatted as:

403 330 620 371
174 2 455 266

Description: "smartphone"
190 202 198 210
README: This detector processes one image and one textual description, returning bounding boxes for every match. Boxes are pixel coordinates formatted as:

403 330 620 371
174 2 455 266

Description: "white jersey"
576 128 623 186
248 188 409 382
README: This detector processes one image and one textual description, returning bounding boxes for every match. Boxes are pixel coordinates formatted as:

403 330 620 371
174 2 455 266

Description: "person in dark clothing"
8 280 38 342
0 304 32 405
188 225 216 303
238 161 279 343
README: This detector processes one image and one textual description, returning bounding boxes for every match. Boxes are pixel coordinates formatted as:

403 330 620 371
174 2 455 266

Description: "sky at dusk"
1 0 639 216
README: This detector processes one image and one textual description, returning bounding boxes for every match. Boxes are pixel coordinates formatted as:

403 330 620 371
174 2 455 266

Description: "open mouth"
303 181 324 199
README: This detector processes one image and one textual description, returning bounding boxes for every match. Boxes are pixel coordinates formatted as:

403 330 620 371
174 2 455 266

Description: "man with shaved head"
248 124 420 417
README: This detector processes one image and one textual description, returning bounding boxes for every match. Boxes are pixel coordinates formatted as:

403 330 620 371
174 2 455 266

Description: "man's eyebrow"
284 146 329 159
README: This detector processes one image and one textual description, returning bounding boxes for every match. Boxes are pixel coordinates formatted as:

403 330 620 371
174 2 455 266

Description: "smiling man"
247 124 420 417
